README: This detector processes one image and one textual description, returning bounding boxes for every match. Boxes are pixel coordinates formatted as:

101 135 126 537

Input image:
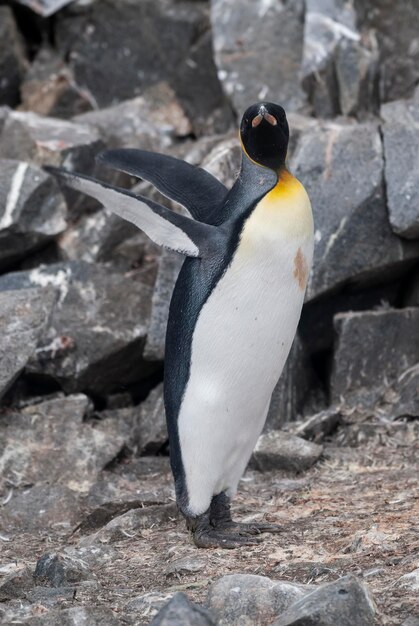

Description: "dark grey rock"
271 574 375 626
125 591 175 620
0 111 104 217
405 267 419 307
301 0 378 118
331 308 419 405
150 592 215 626
356 0 419 103
1 484 81 533
200 135 241 189
0 262 153 395
0 287 55 400
265 335 321 430
294 407 343 443
211 0 306 115
0 7 27 107
0 394 131 493
56 0 208 109
0 160 67 269
25 606 121 626
74 83 192 150
381 88 419 239
207 574 309 626
0 567 34 602
290 118 419 301
86 472 171 509
34 552 96 587
134 383 168 454
252 431 323 473
19 47 94 118
375 366 419 420
80 503 178 545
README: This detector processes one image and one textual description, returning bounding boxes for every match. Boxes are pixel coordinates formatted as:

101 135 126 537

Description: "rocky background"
0 0 418 624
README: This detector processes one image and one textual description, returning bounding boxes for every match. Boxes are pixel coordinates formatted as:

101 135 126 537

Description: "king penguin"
48 102 314 549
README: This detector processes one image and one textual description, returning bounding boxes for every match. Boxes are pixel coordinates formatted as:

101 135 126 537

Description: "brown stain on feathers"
294 247 309 290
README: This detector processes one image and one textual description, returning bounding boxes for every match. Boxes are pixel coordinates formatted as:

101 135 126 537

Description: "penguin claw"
215 521 283 536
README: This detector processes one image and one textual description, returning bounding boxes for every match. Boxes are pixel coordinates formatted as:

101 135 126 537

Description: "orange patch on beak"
293 247 309 290
252 114 263 128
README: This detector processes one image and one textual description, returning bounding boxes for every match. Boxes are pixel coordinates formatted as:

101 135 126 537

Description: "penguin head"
240 102 289 171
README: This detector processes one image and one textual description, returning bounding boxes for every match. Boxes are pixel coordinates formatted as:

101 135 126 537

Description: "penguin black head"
240 102 289 171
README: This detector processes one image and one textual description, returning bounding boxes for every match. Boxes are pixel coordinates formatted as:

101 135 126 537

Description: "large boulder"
289 118 419 301
381 88 419 239
0 7 27 107
0 288 55 401
331 307 419 405
0 262 154 395
0 160 67 269
211 0 306 116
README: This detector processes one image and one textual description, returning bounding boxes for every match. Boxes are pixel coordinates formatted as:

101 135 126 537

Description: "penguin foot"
209 491 282 536
187 511 262 549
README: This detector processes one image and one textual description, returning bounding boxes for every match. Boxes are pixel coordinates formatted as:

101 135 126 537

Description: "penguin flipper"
46 167 218 258
96 149 228 223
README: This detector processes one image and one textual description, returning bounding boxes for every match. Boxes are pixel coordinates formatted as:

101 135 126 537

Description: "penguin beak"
252 105 278 128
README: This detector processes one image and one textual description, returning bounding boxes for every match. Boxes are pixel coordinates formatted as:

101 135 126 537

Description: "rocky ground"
1 0 419 624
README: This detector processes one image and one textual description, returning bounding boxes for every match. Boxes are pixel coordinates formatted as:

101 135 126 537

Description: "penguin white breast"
178 174 314 516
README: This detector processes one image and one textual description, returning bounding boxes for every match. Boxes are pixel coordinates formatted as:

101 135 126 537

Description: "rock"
125 591 175 620
331 308 419 405
0 262 154 395
0 159 67 269
405 268 419 307
0 7 27 107
397 568 419 592
25 606 121 625
252 431 323 473
74 83 192 150
80 503 178 545
149 592 215 626
290 118 419 301
356 0 419 103
0 394 131 493
265 335 320 430
381 89 419 239
56 0 209 109
1 485 81 533
165 556 205 577
294 407 343 443
34 553 96 587
201 135 241 190
301 0 378 117
376 365 419 420
271 575 375 626
0 567 34 602
86 473 171 509
211 0 306 116
134 383 168 454
0 288 55 400
19 47 94 118
0 111 104 216
207 574 309 626
143 249 184 361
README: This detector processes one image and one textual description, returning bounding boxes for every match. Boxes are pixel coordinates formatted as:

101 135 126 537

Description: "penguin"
47 102 314 549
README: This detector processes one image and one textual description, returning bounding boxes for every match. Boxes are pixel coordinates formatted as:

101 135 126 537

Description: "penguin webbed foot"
209 492 283 536
189 511 262 549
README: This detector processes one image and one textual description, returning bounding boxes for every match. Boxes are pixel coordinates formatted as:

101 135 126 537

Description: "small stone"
294 407 343 443
331 308 419 405
0 160 67 269
25 606 121 625
34 553 95 587
381 88 419 239
397 568 419 592
0 567 34 602
207 574 309 626
211 0 306 116
0 7 27 107
0 287 55 401
271 575 375 626
252 431 323 473
125 591 175 620
165 556 205 577
150 592 215 626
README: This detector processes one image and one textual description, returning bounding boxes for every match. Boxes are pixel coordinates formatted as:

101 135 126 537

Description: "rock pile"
1 0 418 624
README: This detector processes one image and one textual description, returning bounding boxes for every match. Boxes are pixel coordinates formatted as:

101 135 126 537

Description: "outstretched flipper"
46 167 218 258
97 149 228 223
